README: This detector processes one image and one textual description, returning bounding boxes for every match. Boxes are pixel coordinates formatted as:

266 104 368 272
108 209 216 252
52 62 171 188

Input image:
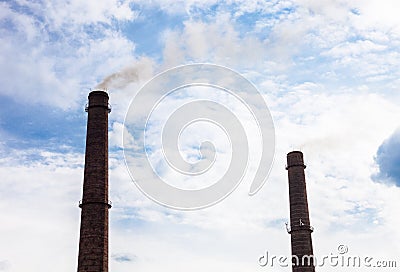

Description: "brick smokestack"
77 90 111 272
286 151 315 272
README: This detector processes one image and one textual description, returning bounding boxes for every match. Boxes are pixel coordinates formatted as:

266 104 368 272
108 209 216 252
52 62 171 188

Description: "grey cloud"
374 129 400 186
111 253 136 263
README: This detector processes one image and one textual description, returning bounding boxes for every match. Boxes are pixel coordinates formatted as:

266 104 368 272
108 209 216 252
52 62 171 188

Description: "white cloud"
0 149 84 271
160 15 271 69
353 0 400 33
110 121 138 150
0 1 138 109
43 0 137 28
2 1 400 271
323 40 387 58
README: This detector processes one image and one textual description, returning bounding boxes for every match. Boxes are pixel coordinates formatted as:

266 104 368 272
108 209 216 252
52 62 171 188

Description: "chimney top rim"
287 150 303 156
89 90 109 97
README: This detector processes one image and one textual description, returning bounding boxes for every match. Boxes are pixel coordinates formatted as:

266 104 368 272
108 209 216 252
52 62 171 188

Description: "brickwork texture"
287 151 315 272
77 91 110 272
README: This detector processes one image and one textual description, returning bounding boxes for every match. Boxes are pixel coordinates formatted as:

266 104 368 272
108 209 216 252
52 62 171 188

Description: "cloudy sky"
1 0 400 271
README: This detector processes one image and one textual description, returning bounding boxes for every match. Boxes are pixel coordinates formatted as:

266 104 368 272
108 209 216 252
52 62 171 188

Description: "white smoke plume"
96 57 155 89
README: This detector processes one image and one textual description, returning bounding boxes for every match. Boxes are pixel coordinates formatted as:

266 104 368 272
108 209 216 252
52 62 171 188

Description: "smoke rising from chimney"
96 57 154 90
96 67 139 89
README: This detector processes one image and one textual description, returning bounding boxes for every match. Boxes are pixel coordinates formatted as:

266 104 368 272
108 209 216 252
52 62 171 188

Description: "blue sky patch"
0 95 86 152
122 6 186 59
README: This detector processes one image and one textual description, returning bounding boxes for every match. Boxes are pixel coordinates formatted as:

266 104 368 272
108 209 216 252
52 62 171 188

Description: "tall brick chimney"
77 90 111 272
286 151 315 272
